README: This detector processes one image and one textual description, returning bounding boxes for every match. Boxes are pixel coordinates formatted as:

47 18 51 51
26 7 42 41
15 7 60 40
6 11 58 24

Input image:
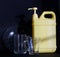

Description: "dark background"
0 0 59 56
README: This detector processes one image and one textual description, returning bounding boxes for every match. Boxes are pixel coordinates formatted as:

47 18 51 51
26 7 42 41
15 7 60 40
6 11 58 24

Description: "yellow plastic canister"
28 7 57 53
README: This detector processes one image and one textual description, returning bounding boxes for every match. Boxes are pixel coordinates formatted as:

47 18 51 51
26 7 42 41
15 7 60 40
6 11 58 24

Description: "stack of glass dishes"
3 26 33 54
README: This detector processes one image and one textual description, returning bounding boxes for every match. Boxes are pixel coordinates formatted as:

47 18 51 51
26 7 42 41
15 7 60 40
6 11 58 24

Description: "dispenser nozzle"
28 7 38 14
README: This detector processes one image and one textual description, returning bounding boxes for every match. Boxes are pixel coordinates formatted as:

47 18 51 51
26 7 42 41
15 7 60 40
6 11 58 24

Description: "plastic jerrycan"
28 7 57 53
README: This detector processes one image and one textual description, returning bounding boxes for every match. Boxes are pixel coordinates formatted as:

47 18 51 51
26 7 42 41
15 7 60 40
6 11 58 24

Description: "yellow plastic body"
32 11 57 53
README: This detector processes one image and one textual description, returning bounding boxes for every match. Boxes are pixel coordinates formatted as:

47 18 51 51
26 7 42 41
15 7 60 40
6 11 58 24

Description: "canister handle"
40 11 56 20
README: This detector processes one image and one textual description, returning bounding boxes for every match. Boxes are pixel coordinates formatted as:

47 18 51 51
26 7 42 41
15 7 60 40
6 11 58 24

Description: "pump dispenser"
28 7 38 20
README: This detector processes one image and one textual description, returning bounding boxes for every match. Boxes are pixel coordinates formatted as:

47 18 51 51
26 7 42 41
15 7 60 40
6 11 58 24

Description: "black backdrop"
0 0 59 55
